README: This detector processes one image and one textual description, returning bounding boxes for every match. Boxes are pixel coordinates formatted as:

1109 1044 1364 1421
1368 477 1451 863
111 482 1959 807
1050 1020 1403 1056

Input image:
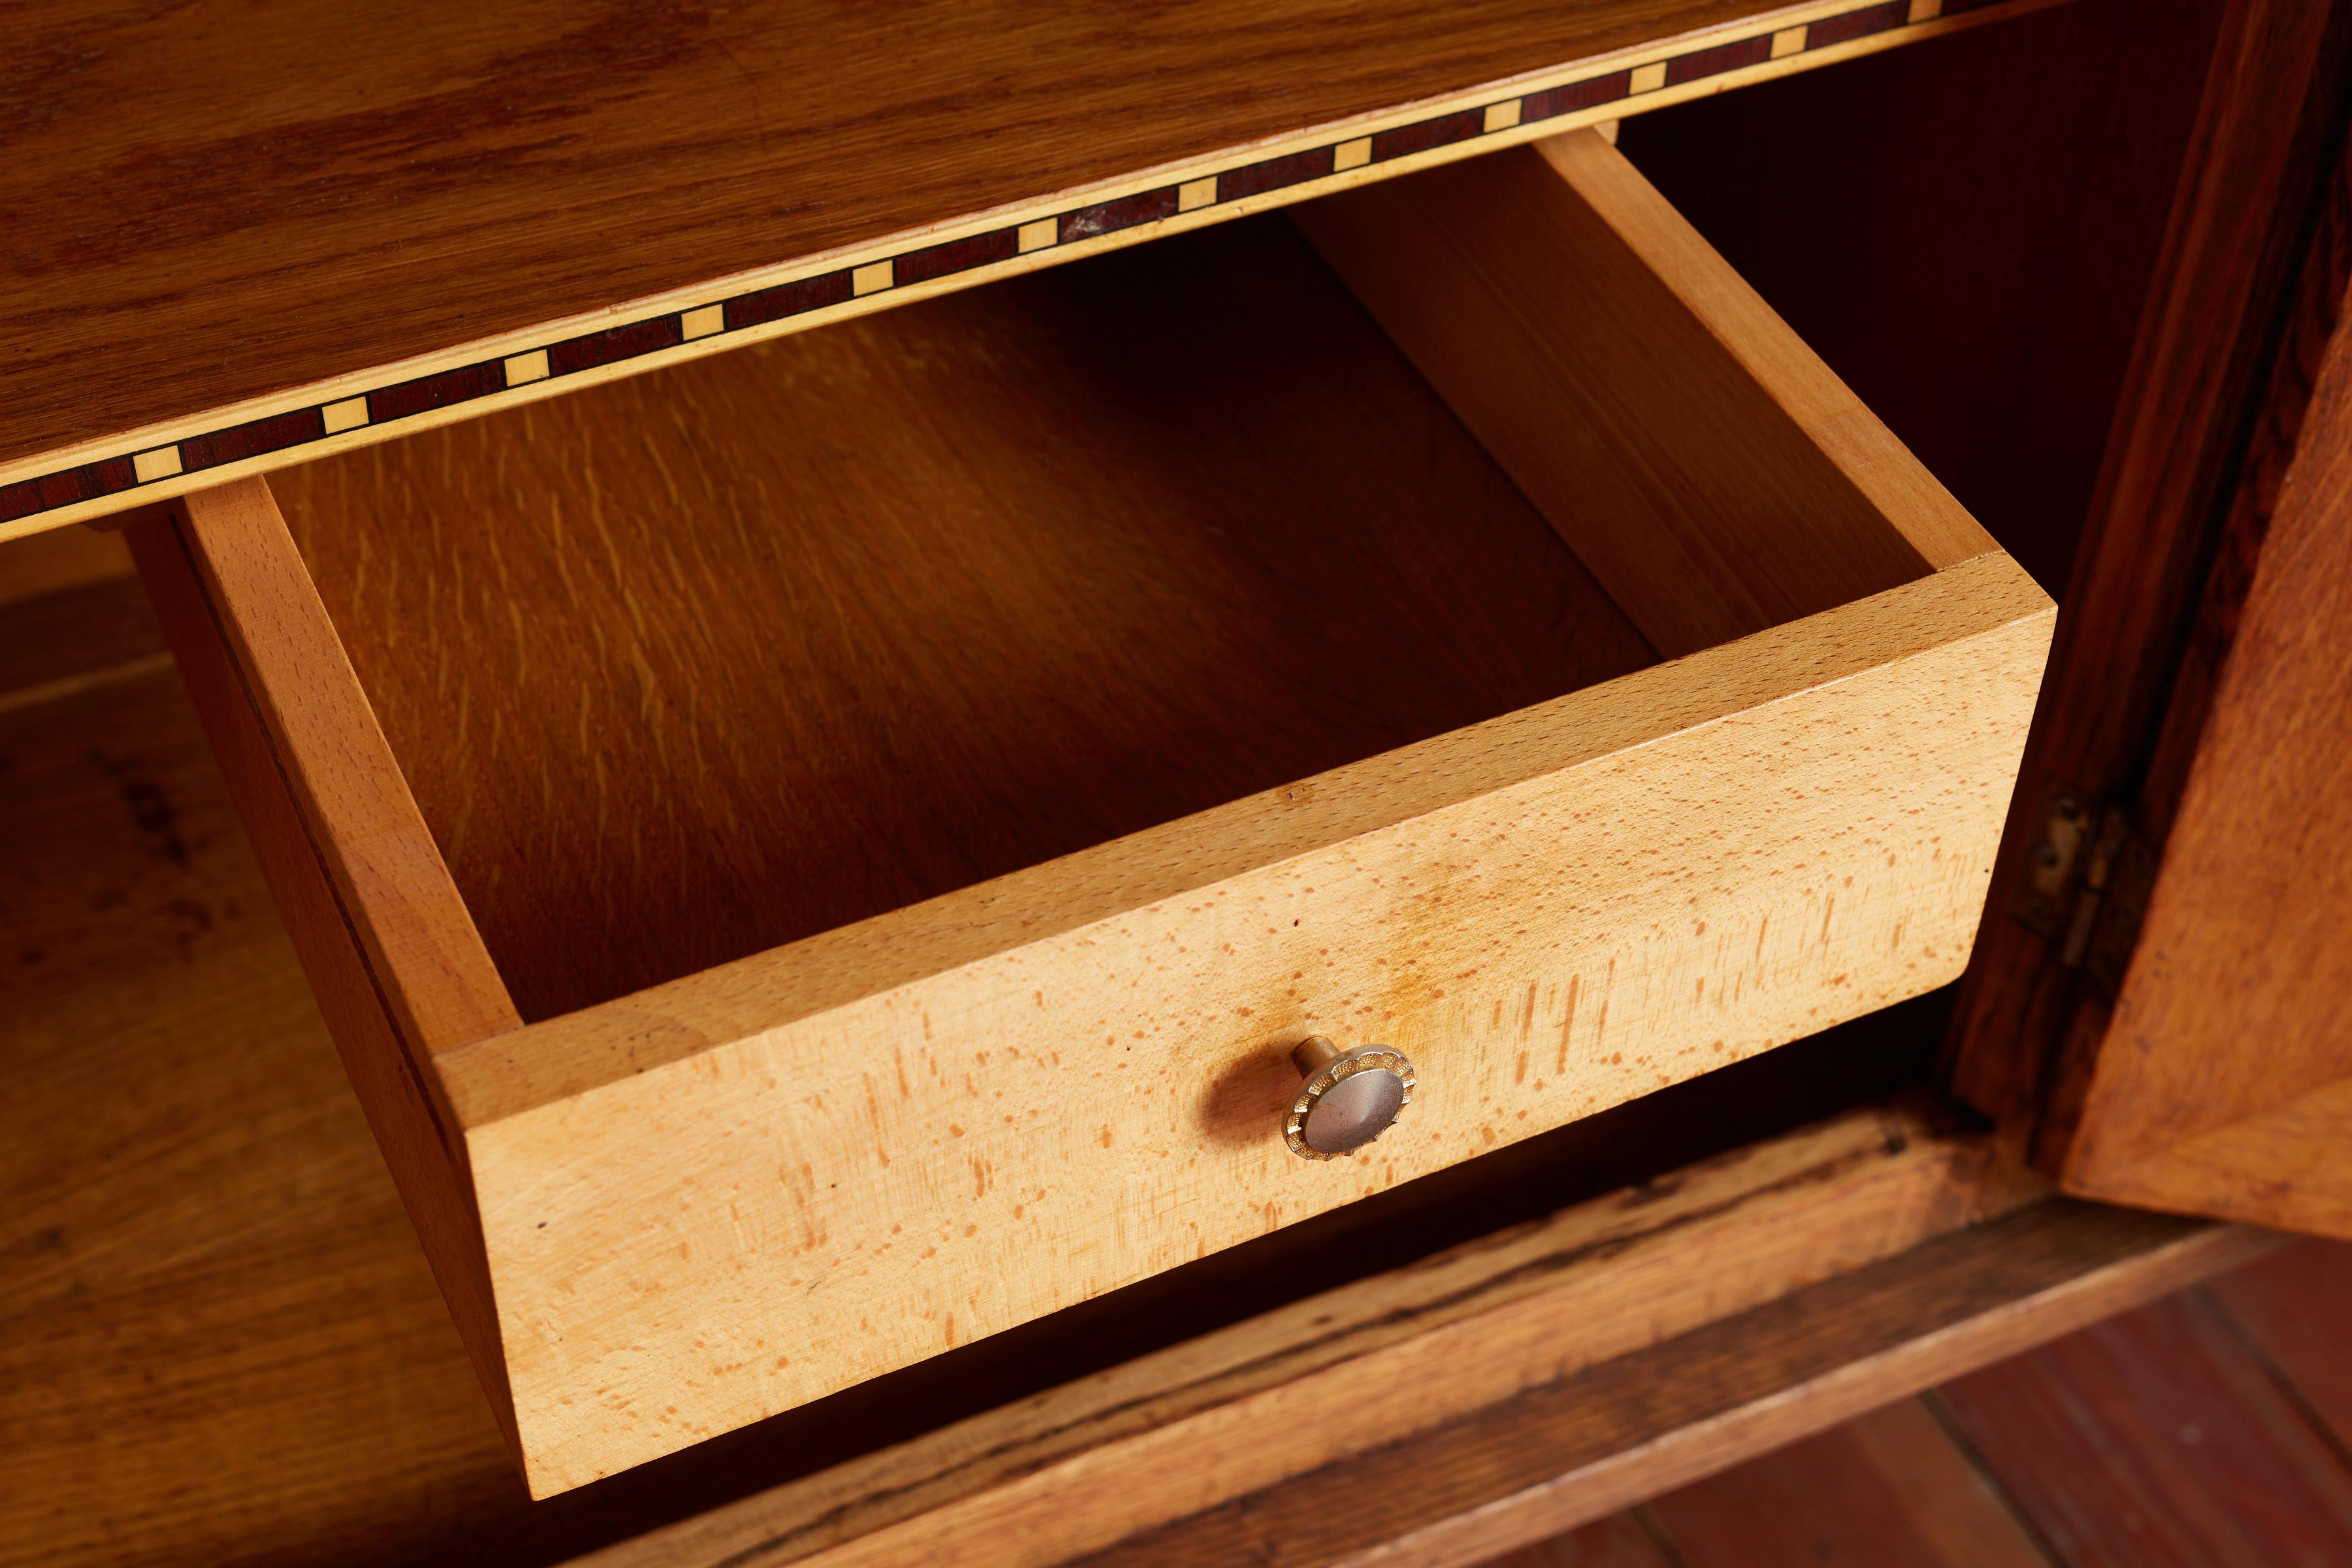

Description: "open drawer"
127 130 2052 1495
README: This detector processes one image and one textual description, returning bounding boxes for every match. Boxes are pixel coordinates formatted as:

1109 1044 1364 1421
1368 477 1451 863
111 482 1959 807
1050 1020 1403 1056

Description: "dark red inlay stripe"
1220 146 1336 203
1060 188 1178 243
1666 33 1772 85
1372 108 1486 163
0 479 39 523
1942 0 2010 12
728 270 855 331
0 454 138 521
182 409 325 474
370 362 504 425
1522 73 1633 121
897 228 1021 287
548 316 684 378
1808 2 1909 46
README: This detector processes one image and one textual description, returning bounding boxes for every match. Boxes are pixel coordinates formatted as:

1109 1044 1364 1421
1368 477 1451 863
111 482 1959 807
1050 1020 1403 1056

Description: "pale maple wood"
567 1100 2046 1568
2061 274 2352 1239
132 481 518 1057
123 481 524 1455
1295 129 1995 657
430 547 2047 1490
0 598 1930 1568
147 144 2052 1490
0 0 2056 536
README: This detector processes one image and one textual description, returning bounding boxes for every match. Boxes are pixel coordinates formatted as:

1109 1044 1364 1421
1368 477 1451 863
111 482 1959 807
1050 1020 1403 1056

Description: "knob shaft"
1285 1036 1414 1159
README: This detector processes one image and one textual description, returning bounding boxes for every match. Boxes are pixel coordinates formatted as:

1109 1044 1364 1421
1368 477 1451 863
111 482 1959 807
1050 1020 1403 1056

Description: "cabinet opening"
276 213 1661 1023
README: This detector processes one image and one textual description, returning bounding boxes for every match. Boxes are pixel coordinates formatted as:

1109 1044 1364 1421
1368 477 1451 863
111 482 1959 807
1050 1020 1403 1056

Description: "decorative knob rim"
1284 1038 1415 1160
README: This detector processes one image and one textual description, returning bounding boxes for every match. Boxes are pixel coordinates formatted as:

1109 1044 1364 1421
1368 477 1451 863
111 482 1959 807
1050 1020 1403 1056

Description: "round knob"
1284 1036 1415 1159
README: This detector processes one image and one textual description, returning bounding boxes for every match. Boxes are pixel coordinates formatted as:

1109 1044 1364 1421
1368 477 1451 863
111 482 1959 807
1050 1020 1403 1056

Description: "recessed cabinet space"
127 129 2051 1493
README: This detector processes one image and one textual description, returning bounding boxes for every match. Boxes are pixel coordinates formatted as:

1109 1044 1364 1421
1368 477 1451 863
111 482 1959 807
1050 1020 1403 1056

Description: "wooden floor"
4 527 2349 1568
1484 1239 2352 1568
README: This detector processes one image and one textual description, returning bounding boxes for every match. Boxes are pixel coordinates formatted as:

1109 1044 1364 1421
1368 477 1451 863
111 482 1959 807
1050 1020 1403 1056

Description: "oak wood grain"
1295 129 1991 658
0 525 133 608
0 574 167 718
0 523 161 713
2133 114 2352 854
2021 22 2352 1175
276 216 1657 1024
0 0 2051 529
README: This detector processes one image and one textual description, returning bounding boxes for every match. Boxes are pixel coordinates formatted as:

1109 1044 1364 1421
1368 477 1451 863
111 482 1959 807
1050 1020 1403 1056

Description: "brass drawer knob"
1285 1036 1414 1159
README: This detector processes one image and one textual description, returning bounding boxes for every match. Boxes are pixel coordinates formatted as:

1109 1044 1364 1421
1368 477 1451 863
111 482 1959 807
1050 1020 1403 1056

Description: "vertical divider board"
133 131 2056 1495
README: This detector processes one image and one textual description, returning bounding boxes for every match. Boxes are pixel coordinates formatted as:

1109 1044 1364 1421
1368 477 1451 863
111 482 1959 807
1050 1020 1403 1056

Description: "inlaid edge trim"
0 0 2038 536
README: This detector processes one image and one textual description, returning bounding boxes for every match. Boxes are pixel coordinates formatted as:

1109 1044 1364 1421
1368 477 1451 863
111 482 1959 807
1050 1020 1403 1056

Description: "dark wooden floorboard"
1486 1514 1675 1568
1639 1399 2049 1567
1935 1286 2352 1567
1492 1239 2352 1568
2207 1241 2352 1460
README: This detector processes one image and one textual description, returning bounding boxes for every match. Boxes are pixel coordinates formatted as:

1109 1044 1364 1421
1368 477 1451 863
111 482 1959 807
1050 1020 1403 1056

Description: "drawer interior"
275 214 1664 1023
270 142 1972 1028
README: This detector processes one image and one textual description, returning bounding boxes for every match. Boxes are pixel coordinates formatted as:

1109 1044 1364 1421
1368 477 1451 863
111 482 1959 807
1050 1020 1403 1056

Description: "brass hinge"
2010 779 2158 996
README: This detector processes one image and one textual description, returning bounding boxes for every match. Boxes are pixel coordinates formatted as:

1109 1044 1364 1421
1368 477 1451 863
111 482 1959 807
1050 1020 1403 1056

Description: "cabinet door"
1940 0 2352 1237
2059 289 2352 1236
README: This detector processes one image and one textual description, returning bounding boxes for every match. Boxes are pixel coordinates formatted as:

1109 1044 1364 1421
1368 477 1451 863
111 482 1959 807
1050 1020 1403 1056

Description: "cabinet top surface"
2 0 1993 532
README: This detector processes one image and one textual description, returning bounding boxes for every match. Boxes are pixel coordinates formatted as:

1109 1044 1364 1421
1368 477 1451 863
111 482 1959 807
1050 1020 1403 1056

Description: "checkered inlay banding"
0 0 2008 531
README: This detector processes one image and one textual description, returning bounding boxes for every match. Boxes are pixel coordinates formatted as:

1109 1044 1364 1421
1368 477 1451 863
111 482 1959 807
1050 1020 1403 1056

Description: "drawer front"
453 556 2043 1487
134 130 2051 1493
